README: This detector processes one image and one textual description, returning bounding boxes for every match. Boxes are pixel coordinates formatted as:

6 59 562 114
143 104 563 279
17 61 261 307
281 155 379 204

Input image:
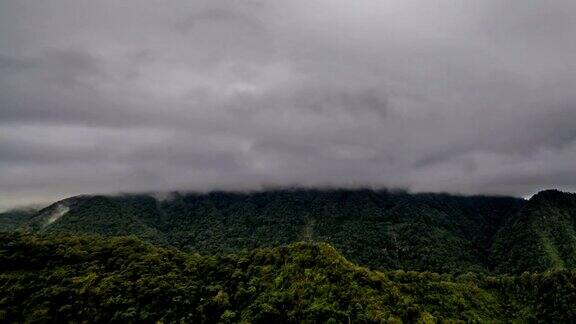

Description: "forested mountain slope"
492 189 576 273
5 189 529 273
25 195 167 245
0 209 36 232
4 188 576 274
1 233 575 323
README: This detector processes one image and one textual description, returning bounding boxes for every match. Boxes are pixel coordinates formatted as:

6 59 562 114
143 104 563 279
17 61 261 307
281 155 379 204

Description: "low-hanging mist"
1 0 576 209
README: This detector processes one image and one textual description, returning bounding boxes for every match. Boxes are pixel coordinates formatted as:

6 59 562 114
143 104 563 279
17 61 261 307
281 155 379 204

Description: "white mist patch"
150 191 179 202
46 204 69 225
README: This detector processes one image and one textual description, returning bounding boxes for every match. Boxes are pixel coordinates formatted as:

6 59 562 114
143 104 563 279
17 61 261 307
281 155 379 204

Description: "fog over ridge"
1 0 575 210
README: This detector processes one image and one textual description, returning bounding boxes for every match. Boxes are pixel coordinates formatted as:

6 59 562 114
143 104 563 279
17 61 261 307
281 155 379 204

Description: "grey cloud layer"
1 0 575 209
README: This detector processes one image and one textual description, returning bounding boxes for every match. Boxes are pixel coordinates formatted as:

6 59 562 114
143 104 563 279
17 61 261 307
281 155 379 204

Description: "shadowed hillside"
4 188 576 274
0 209 36 232
6 189 531 273
492 190 576 273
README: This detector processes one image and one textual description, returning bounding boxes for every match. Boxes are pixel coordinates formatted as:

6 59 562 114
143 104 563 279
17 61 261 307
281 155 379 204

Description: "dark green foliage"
3 189 575 322
492 190 576 273
17 189 533 274
27 195 166 244
1 233 575 323
158 191 307 254
0 209 35 232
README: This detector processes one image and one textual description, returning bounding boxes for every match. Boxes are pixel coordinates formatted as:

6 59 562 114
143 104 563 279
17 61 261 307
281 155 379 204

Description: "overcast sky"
1 0 576 209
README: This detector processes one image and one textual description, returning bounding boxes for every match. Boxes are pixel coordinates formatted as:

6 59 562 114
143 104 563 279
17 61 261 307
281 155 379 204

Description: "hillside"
0 209 36 232
5 189 533 273
1 232 575 323
492 189 576 273
5 188 576 274
25 195 168 245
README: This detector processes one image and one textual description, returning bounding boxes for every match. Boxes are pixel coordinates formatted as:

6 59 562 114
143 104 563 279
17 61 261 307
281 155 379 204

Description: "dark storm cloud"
1 0 575 209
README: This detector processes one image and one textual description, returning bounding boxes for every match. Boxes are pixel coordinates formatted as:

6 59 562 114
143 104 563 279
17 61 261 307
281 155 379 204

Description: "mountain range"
3 188 576 274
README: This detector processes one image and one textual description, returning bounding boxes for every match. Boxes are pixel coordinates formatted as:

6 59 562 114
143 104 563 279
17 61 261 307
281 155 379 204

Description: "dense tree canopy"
1 233 576 323
6 189 544 273
2 189 576 322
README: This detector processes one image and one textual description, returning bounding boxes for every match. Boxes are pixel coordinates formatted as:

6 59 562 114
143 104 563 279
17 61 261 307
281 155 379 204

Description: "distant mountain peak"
532 189 565 199
528 190 576 209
